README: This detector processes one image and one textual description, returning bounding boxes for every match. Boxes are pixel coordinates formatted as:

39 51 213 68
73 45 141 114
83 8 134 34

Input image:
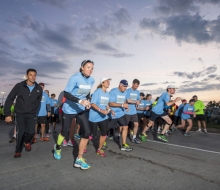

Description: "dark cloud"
178 83 220 93
161 81 175 84
113 8 132 26
182 81 191 83
141 83 158 86
0 37 13 48
173 65 217 79
139 18 160 32
37 0 68 9
94 42 117 52
208 74 218 78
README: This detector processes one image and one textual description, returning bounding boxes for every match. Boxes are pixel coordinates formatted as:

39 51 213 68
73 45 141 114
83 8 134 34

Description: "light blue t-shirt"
52 99 59 114
37 92 51 116
181 104 195 120
137 99 146 114
152 92 170 115
144 100 152 116
62 72 95 114
109 87 127 119
27 84 35 93
175 104 184 116
125 88 140 115
89 88 110 122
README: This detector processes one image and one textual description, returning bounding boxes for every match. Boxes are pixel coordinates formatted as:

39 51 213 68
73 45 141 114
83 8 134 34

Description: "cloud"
94 42 117 52
161 81 175 84
139 18 161 32
113 8 132 26
173 65 217 79
37 0 68 9
107 53 134 58
141 83 158 86
178 83 220 93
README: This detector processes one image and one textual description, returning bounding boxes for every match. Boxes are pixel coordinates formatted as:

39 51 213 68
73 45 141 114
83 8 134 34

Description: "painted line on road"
147 140 220 155
190 131 220 136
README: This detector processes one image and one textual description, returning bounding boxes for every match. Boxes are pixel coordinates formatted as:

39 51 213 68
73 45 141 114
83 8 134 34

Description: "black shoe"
9 137 16 143
131 138 141 144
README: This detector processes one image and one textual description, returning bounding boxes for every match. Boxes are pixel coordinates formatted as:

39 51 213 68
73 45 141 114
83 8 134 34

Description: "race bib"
138 103 144 108
116 95 125 104
130 93 137 101
100 96 109 106
188 108 193 111
77 84 91 95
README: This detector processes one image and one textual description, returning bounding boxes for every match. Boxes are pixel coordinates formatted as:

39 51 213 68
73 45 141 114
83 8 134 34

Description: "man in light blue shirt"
140 85 181 143
109 80 133 151
34 83 51 142
124 79 141 144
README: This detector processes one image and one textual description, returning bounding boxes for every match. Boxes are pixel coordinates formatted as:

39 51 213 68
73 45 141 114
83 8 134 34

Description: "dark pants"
15 113 36 153
62 112 90 139
45 116 50 133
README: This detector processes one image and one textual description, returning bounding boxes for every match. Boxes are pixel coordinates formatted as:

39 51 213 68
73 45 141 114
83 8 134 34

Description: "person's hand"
86 104 91 109
193 113 196 118
111 110 116 117
100 110 109 115
175 97 181 102
145 106 149 110
5 116 12 123
123 103 129 109
47 112 51 117
136 100 140 106
80 100 90 107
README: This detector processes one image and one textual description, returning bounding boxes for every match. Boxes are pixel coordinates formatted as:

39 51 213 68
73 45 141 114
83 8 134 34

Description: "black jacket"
4 80 43 117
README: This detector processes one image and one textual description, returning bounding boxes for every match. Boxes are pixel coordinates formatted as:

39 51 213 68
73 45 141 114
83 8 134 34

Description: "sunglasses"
81 60 94 67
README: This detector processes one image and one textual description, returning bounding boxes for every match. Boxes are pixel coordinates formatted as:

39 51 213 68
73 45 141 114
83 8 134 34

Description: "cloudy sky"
0 0 220 103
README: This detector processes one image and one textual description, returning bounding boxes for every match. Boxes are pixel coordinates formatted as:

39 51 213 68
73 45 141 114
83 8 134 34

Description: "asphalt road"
0 121 220 190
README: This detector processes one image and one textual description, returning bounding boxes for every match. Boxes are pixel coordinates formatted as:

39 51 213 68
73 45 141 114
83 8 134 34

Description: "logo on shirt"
77 84 91 95
100 96 109 106
116 95 125 104
130 93 137 101
41 96 45 102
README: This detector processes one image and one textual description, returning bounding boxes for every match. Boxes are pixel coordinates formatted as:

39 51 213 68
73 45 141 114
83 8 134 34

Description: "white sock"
133 135 136 139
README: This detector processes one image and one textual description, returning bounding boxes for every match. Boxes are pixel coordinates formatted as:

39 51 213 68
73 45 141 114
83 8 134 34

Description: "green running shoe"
158 134 168 142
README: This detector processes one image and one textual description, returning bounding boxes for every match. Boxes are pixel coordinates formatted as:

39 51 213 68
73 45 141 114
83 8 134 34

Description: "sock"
13 134 16 138
57 134 65 145
133 135 136 139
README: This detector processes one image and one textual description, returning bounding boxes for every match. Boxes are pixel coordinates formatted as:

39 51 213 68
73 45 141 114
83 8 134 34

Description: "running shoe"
9 137 16 143
48 129 51 134
53 130 57 133
204 129 208 133
157 134 168 142
67 140 74 147
196 128 202 133
32 138 37 144
84 147 87 153
108 136 113 140
24 143 31 152
139 134 147 142
131 138 141 144
14 152 21 158
53 144 61 160
35 134 39 138
40 137 49 141
62 139 68 146
184 132 191 137
121 144 133 151
96 149 106 157
74 134 81 140
171 126 177 132
45 134 49 138
74 158 90 170
102 141 108 149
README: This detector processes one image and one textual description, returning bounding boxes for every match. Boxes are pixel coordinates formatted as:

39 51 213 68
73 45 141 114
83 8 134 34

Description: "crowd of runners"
2 60 208 170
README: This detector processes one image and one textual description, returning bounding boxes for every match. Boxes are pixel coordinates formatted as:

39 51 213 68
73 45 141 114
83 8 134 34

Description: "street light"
1 91 5 105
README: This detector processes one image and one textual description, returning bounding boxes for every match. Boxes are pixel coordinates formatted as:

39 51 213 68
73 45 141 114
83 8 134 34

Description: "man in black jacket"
4 69 42 158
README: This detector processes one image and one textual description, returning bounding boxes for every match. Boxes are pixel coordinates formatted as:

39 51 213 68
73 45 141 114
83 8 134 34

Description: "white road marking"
147 140 220 155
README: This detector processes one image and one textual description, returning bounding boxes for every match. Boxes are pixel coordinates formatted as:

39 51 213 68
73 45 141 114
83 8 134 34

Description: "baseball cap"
39 82 45 86
167 85 178 89
140 92 145 96
120 79 129 87
100 77 111 84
